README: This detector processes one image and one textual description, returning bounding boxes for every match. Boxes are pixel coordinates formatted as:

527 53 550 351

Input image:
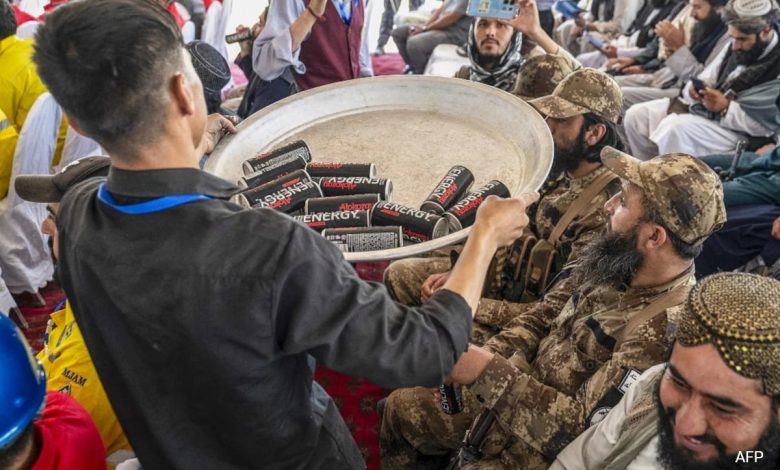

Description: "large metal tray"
206 76 553 262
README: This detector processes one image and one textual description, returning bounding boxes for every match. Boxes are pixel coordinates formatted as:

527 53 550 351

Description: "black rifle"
714 141 747 181
445 410 496 470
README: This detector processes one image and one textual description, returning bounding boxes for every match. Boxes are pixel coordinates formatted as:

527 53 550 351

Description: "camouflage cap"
677 273 780 395
600 147 726 245
528 67 623 124
513 54 575 100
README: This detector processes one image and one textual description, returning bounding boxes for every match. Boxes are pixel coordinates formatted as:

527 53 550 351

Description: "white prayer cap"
732 0 773 17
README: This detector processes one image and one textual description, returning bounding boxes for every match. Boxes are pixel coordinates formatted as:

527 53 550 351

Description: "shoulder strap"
547 170 618 245
616 286 690 350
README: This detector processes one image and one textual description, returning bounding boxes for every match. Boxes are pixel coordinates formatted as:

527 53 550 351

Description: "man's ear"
586 122 607 147
170 72 196 116
643 223 668 251
760 26 774 42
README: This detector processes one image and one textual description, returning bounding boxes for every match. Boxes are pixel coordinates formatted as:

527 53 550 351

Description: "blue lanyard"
335 0 359 25
97 182 213 215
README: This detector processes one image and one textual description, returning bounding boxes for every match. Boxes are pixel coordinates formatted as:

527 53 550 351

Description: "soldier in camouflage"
386 67 625 346
380 148 727 469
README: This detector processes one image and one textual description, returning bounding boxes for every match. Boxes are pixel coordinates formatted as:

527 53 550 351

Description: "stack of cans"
233 141 512 253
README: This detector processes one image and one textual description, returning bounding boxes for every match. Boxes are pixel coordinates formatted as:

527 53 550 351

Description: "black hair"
641 196 703 260
0 0 17 40
582 112 625 163
0 424 34 469
33 0 185 159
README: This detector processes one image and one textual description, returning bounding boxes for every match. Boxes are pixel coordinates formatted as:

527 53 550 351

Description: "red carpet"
315 261 391 470
12 284 65 353
372 53 406 76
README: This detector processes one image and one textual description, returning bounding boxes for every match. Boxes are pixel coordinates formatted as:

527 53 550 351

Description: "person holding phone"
555 0 644 56
625 0 780 160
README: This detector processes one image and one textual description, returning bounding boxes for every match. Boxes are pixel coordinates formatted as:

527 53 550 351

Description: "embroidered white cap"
732 0 773 17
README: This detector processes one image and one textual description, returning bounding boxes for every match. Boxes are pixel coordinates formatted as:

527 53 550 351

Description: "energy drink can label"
305 194 381 214
439 384 464 415
242 140 312 175
235 170 311 208
317 177 393 200
420 165 474 215
322 226 403 253
293 210 370 232
370 201 449 244
444 180 511 231
306 162 377 179
239 154 308 190
244 180 322 213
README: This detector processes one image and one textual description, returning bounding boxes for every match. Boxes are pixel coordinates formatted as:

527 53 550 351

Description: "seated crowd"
0 0 779 469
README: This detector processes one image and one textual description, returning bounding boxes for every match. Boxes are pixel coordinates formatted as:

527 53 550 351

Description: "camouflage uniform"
380 150 727 469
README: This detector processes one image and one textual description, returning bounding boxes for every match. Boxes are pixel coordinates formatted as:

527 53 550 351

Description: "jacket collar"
106 167 239 199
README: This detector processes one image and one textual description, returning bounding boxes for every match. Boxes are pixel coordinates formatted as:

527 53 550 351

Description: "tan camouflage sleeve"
480 273 577 361
469 314 671 461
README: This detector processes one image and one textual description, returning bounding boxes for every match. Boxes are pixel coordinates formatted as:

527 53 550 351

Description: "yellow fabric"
0 35 67 199
37 302 132 460
0 109 17 197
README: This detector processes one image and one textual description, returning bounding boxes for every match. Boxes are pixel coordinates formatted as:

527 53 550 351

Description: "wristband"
306 6 323 20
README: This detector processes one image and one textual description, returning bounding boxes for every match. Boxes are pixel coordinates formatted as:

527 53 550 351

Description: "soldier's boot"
379 386 481 469
384 257 451 305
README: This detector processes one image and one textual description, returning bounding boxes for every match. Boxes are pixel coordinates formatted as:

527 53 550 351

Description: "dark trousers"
377 0 426 49
696 204 780 280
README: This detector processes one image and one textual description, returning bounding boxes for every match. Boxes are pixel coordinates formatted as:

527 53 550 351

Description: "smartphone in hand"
691 78 706 94
586 33 606 50
468 0 519 19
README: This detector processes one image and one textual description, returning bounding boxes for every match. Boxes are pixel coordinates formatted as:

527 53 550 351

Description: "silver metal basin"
206 75 553 262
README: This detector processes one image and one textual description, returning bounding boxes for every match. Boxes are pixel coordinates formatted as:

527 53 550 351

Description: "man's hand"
756 143 777 156
621 65 643 75
655 21 685 53
688 82 704 101
499 0 542 37
421 272 451 303
447 345 495 386
199 114 238 155
701 87 729 113
236 25 253 58
472 193 538 248
574 13 587 28
607 56 635 69
772 217 780 240
602 45 617 59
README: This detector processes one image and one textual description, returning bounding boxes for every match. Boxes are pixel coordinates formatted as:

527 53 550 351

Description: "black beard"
654 380 780 470
571 226 644 291
552 124 590 175
734 36 770 65
477 51 501 71
691 10 724 46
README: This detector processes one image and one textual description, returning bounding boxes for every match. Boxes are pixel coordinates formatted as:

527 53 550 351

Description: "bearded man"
625 0 780 159
380 149 726 469
552 272 780 470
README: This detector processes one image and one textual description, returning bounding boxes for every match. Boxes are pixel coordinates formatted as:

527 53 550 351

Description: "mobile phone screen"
468 0 519 19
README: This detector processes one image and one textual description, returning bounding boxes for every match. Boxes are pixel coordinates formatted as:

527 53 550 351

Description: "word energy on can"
317 177 393 200
293 210 370 232
322 226 403 253
239 154 308 190
242 140 312 176
241 180 322 214
370 201 448 244
444 180 511 231
305 194 380 214
439 384 464 415
306 162 377 179
420 165 474 215
235 170 311 208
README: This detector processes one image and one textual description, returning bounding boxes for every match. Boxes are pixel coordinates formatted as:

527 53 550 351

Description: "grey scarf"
467 24 524 92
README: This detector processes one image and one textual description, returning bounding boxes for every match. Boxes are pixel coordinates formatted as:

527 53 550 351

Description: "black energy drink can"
239 154 308 190
370 201 449 244
305 194 381 214
240 180 322 214
420 165 474 215
317 177 393 200
235 170 311 208
242 140 312 176
444 180 511 231
293 210 370 232
439 384 464 415
305 162 377 179
322 226 403 253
